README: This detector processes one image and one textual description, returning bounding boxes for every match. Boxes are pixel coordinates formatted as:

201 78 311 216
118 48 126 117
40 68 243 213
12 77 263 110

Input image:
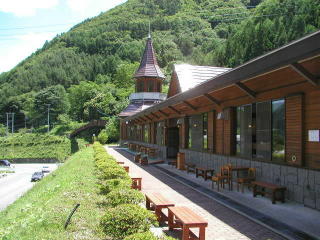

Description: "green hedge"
92 142 159 240
0 133 71 161
124 232 176 240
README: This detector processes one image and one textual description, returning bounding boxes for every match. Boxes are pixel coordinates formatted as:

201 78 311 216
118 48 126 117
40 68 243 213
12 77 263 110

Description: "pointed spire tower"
134 32 165 92
119 31 166 118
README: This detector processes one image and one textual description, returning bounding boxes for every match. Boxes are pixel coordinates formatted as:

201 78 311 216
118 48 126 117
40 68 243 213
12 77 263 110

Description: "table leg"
253 184 257 197
196 168 199 178
182 225 189 240
199 226 206 240
168 209 174 231
204 171 208 181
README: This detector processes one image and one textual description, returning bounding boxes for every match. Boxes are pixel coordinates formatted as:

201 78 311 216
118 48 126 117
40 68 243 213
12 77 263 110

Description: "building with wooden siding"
119 30 320 210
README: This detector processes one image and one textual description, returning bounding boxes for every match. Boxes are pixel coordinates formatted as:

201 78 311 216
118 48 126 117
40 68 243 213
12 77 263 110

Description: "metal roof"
119 101 156 118
174 64 231 92
134 37 165 79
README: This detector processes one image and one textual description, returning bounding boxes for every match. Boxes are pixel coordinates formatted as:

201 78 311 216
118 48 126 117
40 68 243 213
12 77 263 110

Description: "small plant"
100 204 157 239
100 178 132 194
106 189 145 207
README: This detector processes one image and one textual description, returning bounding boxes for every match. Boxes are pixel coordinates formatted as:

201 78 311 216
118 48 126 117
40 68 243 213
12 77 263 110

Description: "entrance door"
167 127 179 159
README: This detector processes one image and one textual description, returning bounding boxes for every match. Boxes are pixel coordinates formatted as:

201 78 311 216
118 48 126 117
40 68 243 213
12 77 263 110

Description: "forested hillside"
0 0 318 138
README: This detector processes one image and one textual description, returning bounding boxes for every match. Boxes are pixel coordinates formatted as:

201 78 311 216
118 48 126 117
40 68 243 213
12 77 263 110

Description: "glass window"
256 101 272 160
144 125 149 143
203 113 208 150
188 117 192 149
272 99 285 161
236 105 252 158
148 81 154 92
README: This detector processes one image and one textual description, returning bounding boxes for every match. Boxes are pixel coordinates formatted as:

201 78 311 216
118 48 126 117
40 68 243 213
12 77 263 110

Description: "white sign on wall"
308 130 320 142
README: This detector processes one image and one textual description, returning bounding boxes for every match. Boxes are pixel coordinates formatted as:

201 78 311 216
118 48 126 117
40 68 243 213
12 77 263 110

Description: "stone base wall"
180 148 320 210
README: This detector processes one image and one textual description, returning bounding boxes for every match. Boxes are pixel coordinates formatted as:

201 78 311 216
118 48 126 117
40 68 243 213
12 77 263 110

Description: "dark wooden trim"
235 82 256 98
124 31 320 122
145 115 153 121
158 110 169 117
203 94 220 106
290 62 319 86
151 112 160 119
183 101 197 111
168 106 181 115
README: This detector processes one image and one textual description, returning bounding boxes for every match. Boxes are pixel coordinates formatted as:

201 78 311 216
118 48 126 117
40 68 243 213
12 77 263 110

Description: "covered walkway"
105 145 287 240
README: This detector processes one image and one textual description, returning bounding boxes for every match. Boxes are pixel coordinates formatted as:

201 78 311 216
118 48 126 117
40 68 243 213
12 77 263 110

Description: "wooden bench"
185 163 196 174
140 155 148 165
117 161 124 165
130 174 142 191
196 167 214 181
168 206 208 240
146 193 175 224
252 181 286 204
134 153 141 163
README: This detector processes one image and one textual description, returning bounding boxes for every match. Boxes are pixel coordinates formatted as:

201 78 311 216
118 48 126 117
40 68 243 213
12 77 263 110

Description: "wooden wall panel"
216 118 224 154
223 108 236 155
286 94 303 166
304 90 320 169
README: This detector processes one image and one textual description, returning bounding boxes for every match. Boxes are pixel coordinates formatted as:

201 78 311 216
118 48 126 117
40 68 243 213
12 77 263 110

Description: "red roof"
134 37 165 79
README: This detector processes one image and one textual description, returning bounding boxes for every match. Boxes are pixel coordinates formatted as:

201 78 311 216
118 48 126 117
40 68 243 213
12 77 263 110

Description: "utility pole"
12 113 15 134
46 104 51 133
6 113 9 136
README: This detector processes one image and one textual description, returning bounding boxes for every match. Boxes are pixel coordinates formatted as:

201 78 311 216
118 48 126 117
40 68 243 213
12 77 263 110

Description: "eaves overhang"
124 30 320 122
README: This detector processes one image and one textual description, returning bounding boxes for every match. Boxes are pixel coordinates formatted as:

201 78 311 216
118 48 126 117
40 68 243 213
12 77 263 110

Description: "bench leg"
253 185 257 197
196 169 199 178
146 198 151 210
168 210 174 231
155 207 162 223
199 226 206 240
182 225 189 240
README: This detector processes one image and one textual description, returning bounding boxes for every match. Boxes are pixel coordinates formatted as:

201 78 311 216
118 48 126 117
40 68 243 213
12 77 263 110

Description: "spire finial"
148 21 151 39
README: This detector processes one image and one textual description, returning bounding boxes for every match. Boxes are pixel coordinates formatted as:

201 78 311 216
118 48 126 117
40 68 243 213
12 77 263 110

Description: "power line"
0 22 77 31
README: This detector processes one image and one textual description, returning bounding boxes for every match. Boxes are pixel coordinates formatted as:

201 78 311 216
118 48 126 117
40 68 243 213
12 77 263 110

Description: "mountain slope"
0 0 318 126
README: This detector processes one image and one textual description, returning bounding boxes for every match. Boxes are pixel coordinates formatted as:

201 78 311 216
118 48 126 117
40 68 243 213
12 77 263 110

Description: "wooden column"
286 94 303 166
208 111 215 152
224 108 236 155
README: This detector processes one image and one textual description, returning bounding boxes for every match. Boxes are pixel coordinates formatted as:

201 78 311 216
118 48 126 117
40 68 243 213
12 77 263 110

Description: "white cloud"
0 32 56 73
66 0 127 17
0 0 59 17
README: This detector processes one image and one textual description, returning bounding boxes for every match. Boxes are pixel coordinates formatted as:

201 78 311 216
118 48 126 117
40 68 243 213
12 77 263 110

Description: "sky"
0 0 127 73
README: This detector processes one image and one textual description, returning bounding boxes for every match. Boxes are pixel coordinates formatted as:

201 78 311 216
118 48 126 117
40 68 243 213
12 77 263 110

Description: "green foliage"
97 129 108 144
100 204 157 239
0 147 106 240
0 124 6 137
124 232 176 240
0 133 71 161
99 178 132 194
106 189 145 207
105 116 120 143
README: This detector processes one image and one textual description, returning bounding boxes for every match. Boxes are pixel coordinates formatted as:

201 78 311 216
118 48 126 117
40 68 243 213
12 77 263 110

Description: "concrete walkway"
105 146 285 240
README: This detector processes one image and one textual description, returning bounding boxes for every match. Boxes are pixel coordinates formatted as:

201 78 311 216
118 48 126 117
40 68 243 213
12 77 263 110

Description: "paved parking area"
0 163 58 211
105 146 285 240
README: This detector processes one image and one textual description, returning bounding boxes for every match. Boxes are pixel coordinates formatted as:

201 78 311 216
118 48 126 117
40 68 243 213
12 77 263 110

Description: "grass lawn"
0 147 105 240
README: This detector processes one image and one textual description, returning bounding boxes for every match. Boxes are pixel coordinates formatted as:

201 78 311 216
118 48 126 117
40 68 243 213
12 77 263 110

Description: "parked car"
0 160 10 167
42 166 50 173
31 172 44 182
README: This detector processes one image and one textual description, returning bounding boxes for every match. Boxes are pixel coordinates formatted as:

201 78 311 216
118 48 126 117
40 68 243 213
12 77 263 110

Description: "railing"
129 92 166 101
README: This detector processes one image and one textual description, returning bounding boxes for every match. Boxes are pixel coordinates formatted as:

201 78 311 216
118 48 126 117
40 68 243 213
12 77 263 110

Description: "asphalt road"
0 164 58 211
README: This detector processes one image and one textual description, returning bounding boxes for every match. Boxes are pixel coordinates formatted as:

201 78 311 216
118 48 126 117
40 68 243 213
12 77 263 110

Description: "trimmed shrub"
100 178 132 194
100 204 157 239
124 232 176 240
124 232 158 240
99 166 129 180
106 189 145 207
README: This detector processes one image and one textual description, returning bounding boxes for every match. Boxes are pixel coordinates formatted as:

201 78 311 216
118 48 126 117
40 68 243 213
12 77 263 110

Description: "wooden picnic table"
196 167 215 181
130 174 142 191
185 163 196 174
168 206 208 240
252 181 286 204
146 193 175 224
